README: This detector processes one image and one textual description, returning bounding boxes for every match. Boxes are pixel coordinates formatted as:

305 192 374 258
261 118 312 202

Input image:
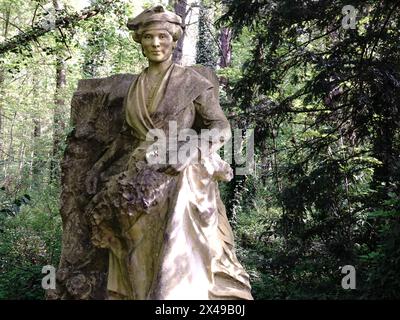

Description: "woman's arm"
162 86 232 176
193 86 232 157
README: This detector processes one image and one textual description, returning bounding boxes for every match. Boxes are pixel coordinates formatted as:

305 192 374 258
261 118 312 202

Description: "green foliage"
0 185 62 300
359 193 400 299
219 0 400 299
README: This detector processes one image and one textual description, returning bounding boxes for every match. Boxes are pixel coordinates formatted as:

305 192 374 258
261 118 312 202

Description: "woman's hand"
156 163 180 176
156 147 201 175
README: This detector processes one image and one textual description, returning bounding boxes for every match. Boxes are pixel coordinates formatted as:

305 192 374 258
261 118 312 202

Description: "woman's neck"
148 58 173 76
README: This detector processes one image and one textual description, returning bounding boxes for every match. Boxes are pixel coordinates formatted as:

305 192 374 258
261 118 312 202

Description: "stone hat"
127 5 183 36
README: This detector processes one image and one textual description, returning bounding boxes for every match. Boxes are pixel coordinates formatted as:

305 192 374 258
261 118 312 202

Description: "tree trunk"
50 55 66 182
31 118 42 184
171 0 187 64
0 6 10 165
0 68 4 164
218 27 232 87
219 27 232 68
4 111 16 178
50 0 67 182
50 0 66 182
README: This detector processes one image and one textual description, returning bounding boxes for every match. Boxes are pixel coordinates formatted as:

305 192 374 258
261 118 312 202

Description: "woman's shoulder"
173 64 217 88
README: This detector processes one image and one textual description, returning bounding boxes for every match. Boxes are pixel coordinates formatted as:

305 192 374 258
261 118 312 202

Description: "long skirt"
87 151 253 300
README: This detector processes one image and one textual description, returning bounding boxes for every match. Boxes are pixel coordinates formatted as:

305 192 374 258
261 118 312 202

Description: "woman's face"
141 29 175 63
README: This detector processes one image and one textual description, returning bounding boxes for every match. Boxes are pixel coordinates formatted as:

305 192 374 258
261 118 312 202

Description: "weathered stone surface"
51 74 137 299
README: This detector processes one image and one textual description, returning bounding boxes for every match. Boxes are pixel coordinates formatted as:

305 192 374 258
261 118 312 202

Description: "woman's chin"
147 54 172 63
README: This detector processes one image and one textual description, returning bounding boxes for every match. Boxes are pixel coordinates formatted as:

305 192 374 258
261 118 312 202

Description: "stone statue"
53 5 252 300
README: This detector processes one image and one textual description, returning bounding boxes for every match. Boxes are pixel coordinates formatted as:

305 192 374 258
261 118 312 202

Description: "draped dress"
88 63 253 300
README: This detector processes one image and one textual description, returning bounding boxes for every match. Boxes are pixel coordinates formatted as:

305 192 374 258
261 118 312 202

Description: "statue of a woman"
85 5 252 300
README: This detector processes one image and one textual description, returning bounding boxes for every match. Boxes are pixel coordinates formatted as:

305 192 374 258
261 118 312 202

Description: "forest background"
0 0 399 299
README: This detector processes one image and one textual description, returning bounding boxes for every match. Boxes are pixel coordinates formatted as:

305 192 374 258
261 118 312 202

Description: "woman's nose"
152 37 160 47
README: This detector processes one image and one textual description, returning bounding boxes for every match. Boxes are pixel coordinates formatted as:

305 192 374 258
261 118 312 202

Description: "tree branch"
0 0 118 55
